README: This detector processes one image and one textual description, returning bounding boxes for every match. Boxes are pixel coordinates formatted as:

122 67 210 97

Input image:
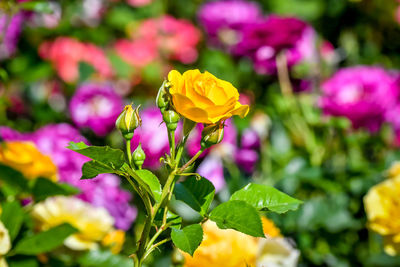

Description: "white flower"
256 237 300 267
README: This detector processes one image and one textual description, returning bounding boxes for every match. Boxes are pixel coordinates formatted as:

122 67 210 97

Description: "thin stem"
175 135 189 167
168 129 176 162
143 238 171 261
126 139 133 167
178 149 204 173
276 52 294 97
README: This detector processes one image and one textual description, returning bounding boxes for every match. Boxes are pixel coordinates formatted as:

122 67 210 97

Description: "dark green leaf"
79 62 95 82
230 183 302 213
0 164 29 192
14 223 77 255
79 249 132 267
81 160 116 179
209 200 264 237
9 258 39 267
174 176 215 216
171 224 203 256
0 201 24 240
31 178 79 201
136 169 162 202
67 142 125 169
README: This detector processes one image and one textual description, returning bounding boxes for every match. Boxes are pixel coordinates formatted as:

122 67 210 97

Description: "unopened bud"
156 80 170 113
201 123 224 149
132 143 146 169
115 105 141 140
163 110 180 131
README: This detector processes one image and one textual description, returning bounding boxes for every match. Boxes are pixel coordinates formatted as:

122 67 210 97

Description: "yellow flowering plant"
68 69 302 267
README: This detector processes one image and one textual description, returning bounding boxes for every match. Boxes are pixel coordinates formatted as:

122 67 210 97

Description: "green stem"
178 149 204 173
126 139 133 167
168 129 176 163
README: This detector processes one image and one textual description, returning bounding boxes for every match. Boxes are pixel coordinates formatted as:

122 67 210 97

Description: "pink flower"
39 37 113 83
126 0 153 7
134 15 201 64
114 39 158 67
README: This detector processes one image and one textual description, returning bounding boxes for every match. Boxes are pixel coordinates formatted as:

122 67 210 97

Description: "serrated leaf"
0 164 29 192
209 200 264 237
136 169 162 202
31 178 79 201
81 160 116 179
171 224 203 256
174 176 215 216
0 201 24 240
14 223 77 255
67 142 125 169
230 183 302 213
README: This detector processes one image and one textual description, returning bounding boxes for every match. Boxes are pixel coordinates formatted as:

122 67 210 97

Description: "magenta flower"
0 124 137 230
69 83 124 136
130 106 181 170
320 66 400 132
234 15 316 74
197 155 226 192
0 12 24 60
198 0 262 48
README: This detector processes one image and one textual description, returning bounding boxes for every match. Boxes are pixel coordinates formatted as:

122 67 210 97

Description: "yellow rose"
183 217 284 267
167 69 249 124
0 142 58 182
31 196 114 251
0 221 11 267
387 161 400 179
102 229 125 254
364 176 400 256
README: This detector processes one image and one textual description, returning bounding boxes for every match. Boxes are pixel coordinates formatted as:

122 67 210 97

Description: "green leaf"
174 176 215 216
0 164 29 192
31 178 79 201
0 201 24 240
209 200 264 237
14 223 78 255
9 258 39 267
136 169 162 202
19 1 53 13
108 52 133 79
79 250 132 267
67 142 125 169
81 160 116 179
230 183 303 214
79 62 95 83
171 224 203 256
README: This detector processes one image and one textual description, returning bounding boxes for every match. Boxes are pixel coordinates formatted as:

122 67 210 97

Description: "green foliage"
81 160 117 179
231 183 303 213
171 224 203 256
79 250 132 267
135 169 162 202
14 223 77 255
0 164 29 193
0 201 24 241
67 142 126 169
209 200 265 238
31 178 80 201
174 176 215 216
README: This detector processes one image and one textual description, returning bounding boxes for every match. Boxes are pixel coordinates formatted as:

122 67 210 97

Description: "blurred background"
2 0 400 266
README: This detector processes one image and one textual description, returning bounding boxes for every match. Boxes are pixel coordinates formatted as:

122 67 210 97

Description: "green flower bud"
156 80 170 113
115 104 141 140
132 143 146 169
163 110 180 131
201 123 224 149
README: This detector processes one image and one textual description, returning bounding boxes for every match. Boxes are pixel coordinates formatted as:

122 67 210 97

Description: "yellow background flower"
183 217 283 267
168 69 249 124
364 174 400 256
0 142 58 182
102 229 125 254
31 196 114 251
0 221 11 267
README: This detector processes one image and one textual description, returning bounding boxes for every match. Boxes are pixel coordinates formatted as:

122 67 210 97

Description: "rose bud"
201 122 224 149
132 143 146 169
163 110 180 131
156 80 170 113
115 104 141 140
